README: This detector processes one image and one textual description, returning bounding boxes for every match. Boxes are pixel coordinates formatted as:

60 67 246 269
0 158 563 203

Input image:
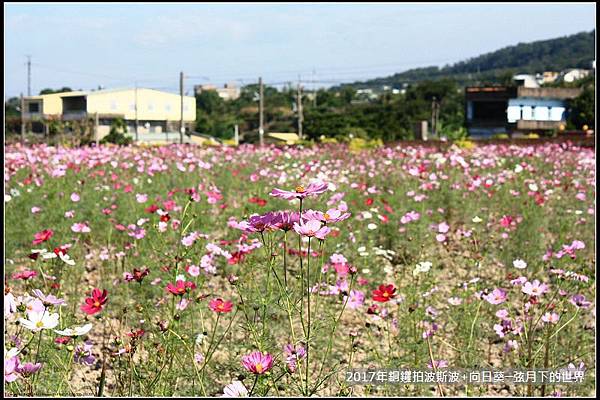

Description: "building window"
521 106 533 121
111 101 117 110
165 104 171 112
507 106 520 123
129 103 135 111
183 105 189 111
28 102 40 113
534 106 549 121
148 103 154 111
550 107 565 121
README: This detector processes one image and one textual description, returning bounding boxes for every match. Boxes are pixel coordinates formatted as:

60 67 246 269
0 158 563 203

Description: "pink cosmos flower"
522 280 549 297
344 290 365 309
136 193 148 203
438 222 449 233
483 288 507 305
12 270 37 280
71 193 80 202
71 222 91 233
283 344 306 373
270 181 329 200
176 298 190 311
32 289 66 306
321 208 351 224
293 220 331 240
16 362 42 377
427 359 448 369
186 264 201 277
241 351 274 375
400 211 420 224
271 210 300 231
5 356 20 383
541 312 560 324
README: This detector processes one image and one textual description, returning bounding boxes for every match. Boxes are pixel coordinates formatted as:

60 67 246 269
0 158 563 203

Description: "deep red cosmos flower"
124 268 150 283
126 329 145 339
372 284 396 302
145 204 159 214
166 280 196 296
208 298 234 313
32 229 53 245
365 198 374 206
80 288 108 315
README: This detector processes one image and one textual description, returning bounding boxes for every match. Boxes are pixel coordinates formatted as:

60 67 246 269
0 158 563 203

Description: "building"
538 71 560 85
22 88 196 140
465 85 582 137
561 69 592 83
513 74 540 88
242 131 300 145
194 83 241 101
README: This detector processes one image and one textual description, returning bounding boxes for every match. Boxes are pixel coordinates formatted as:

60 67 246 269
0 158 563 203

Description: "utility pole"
234 124 239 145
95 112 99 146
20 93 25 141
27 56 31 96
135 82 139 142
180 71 184 144
312 68 317 108
297 81 303 140
431 97 437 139
258 77 264 147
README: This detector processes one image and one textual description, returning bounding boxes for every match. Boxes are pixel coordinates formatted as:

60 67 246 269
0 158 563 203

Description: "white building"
513 74 540 88
562 69 591 83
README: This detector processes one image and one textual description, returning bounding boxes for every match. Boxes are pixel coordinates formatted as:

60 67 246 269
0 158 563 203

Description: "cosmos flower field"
3 141 596 397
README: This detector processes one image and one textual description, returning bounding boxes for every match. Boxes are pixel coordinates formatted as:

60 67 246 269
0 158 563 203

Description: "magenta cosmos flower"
293 220 331 240
270 182 329 200
241 351 274 375
302 209 351 224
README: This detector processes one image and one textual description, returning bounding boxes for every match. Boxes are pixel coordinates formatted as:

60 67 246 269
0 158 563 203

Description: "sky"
4 2 596 99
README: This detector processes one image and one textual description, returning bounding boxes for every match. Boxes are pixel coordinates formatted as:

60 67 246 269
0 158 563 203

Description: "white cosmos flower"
528 183 539 192
4 347 20 360
514 164 523 173
222 380 249 397
41 250 75 266
19 311 59 332
513 259 527 269
54 323 93 337
472 216 482 223
367 223 378 230
413 261 432 277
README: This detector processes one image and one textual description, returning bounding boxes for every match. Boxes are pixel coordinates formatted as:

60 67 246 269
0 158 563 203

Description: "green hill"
341 30 595 89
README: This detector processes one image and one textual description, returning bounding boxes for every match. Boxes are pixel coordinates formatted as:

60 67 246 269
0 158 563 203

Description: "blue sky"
4 3 596 98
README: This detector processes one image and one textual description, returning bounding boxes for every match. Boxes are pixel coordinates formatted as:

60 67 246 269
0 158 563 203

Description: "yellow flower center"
324 213 331 220
383 292 389 297
255 363 264 373
295 186 305 193
36 321 44 328
94 301 101 308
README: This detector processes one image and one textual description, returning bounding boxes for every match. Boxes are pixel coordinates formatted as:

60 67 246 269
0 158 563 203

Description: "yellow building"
22 88 196 140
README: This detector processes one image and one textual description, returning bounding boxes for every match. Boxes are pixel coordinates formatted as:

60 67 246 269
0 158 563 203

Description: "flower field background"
4 141 596 397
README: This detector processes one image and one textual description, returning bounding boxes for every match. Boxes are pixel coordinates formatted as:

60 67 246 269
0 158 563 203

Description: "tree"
568 85 595 129
39 87 73 95
100 117 132 145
